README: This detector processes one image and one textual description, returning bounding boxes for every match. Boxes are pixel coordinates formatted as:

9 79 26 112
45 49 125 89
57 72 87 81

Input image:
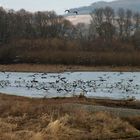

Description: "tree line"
90 7 140 46
0 6 140 46
0 7 75 43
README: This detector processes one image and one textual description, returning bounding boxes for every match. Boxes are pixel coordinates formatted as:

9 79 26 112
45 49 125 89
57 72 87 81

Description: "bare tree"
133 12 140 31
116 8 125 40
104 7 115 24
90 7 115 43
124 9 133 39
0 7 8 43
90 8 104 38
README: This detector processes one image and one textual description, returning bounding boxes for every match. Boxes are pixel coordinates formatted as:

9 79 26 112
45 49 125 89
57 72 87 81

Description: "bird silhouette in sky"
73 11 78 15
65 10 71 13
65 10 78 15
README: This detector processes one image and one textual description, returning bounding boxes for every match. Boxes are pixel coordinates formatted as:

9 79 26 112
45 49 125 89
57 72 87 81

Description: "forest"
0 6 140 66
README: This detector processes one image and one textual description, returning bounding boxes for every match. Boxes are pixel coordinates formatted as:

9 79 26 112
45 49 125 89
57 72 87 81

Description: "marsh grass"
0 94 140 140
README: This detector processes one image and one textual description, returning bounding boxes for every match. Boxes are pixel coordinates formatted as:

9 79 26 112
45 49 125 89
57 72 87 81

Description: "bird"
65 10 70 13
73 11 78 15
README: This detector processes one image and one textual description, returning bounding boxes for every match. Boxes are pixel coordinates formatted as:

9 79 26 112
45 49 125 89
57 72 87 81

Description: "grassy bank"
0 64 140 72
0 94 140 140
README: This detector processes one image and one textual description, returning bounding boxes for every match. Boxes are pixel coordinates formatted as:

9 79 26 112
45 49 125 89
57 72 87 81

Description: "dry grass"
124 116 140 131
0 94 140 140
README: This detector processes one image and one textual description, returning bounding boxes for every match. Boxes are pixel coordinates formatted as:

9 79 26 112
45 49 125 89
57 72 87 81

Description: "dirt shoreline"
1 93 140 120
1 93 140 109
0 93 140 118
0 64 140 72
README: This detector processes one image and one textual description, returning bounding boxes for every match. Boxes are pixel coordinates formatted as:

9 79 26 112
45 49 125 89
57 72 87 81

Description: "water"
0 71 140 100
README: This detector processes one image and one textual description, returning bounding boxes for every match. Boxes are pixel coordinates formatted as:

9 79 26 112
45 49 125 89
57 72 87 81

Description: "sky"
0 0 114 14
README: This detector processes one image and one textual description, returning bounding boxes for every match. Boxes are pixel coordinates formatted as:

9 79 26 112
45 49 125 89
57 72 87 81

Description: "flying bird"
65 10 71 13
73 11 78 15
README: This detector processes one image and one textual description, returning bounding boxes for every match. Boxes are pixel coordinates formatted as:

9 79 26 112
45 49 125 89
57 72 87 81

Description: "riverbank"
0 94 140 140
0 64 140 72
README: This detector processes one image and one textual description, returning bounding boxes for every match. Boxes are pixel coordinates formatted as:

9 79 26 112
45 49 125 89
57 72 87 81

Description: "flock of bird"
65 9 78 15
0 72 139 99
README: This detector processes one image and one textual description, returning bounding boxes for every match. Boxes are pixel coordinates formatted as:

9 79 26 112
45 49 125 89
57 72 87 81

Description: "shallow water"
0 71 140 99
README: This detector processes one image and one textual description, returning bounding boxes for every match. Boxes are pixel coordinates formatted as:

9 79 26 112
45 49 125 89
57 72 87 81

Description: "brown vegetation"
1 38 140 66
0 94 140 140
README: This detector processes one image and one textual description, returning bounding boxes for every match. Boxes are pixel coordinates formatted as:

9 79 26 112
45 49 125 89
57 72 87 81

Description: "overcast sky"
0 0 114 14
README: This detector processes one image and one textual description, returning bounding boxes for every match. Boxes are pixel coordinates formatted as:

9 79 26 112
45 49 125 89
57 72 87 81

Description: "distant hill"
67 0 140 15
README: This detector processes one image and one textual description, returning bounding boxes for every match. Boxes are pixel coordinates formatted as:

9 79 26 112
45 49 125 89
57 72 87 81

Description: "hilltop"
68 0 140 15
